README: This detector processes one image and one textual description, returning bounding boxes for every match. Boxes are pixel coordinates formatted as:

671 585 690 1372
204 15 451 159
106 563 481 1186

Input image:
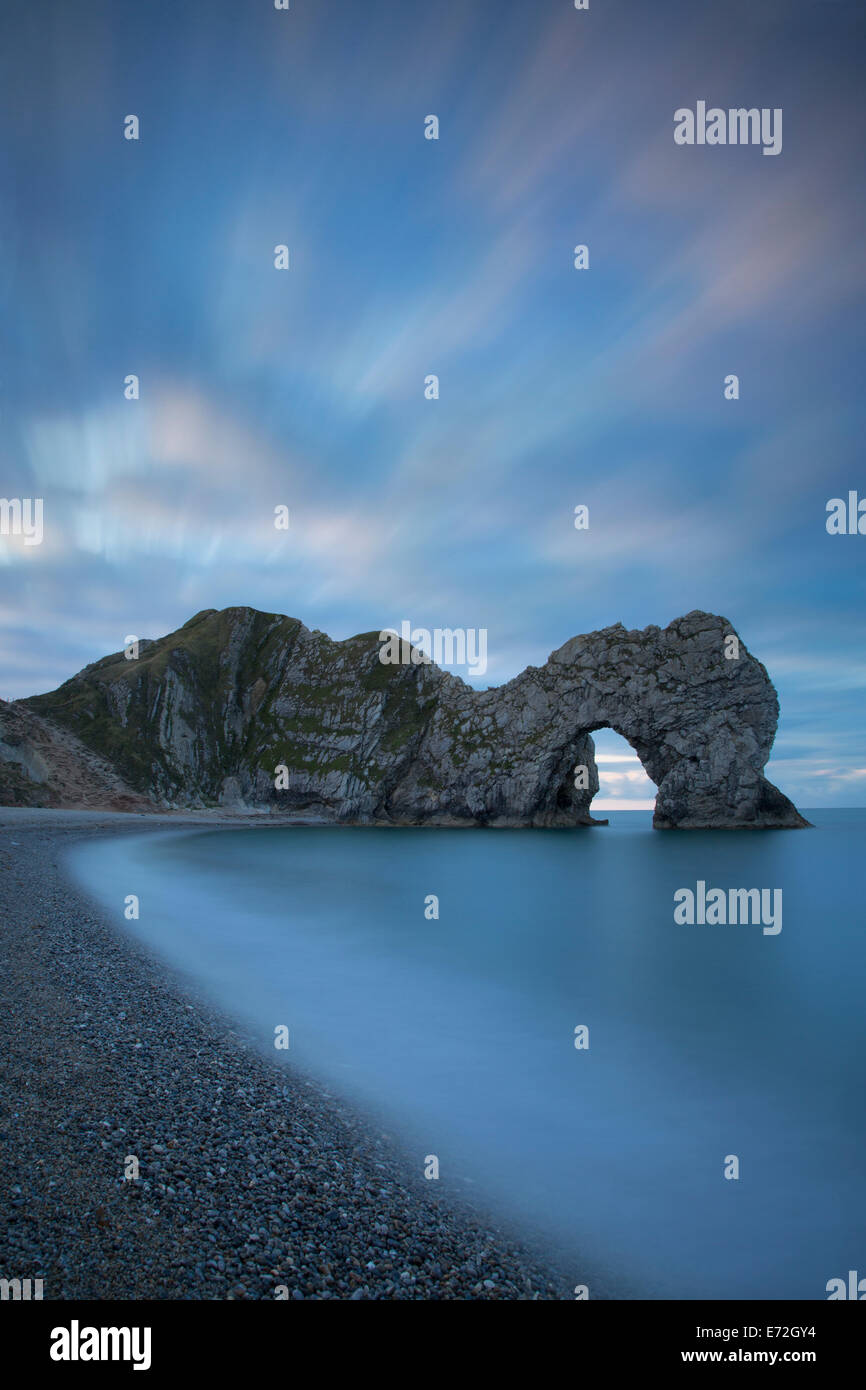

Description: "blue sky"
1 0 864 807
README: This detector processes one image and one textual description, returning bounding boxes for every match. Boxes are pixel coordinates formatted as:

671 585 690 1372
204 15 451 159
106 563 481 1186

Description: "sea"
68 809 866 1299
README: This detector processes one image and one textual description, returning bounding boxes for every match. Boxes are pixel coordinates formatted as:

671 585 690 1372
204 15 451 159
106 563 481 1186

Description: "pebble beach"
0 809 573 1301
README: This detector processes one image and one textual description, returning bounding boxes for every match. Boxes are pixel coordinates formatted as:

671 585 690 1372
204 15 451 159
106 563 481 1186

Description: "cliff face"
0 700 152 811
7 605 807 828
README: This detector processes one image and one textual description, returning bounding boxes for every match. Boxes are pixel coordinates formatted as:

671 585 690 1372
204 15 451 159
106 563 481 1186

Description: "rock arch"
391 611 809 828
16 605 808 828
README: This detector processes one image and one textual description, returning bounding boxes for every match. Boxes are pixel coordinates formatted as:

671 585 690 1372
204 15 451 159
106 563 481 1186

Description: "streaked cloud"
0 0 863 806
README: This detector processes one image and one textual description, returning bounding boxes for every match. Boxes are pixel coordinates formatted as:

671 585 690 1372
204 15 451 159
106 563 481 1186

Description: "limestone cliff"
4 606 807 828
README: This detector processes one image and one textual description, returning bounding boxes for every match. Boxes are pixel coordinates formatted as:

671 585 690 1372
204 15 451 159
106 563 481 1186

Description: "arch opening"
589 727 657 820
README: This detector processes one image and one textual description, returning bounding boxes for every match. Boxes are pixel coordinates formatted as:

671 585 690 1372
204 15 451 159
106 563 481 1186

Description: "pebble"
0 814 573 1301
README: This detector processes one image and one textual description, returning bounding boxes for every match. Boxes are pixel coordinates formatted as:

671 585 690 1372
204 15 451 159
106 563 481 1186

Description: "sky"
1 0 864 808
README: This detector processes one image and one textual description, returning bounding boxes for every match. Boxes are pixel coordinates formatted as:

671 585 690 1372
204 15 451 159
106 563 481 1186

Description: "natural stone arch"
17 605 808 828
387 610 808 829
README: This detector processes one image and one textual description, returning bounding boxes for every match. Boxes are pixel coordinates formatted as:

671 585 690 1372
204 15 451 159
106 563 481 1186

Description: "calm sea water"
68 810 866 1299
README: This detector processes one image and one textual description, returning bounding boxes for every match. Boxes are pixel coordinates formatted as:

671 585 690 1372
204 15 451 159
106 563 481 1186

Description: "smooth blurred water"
68 810 866 1299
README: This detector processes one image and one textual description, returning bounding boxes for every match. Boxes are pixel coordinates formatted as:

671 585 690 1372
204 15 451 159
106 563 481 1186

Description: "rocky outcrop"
0 700 154 811
8 606 807 828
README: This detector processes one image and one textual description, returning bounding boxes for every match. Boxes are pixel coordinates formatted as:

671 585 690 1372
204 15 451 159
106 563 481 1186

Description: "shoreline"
0 808 578 1300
